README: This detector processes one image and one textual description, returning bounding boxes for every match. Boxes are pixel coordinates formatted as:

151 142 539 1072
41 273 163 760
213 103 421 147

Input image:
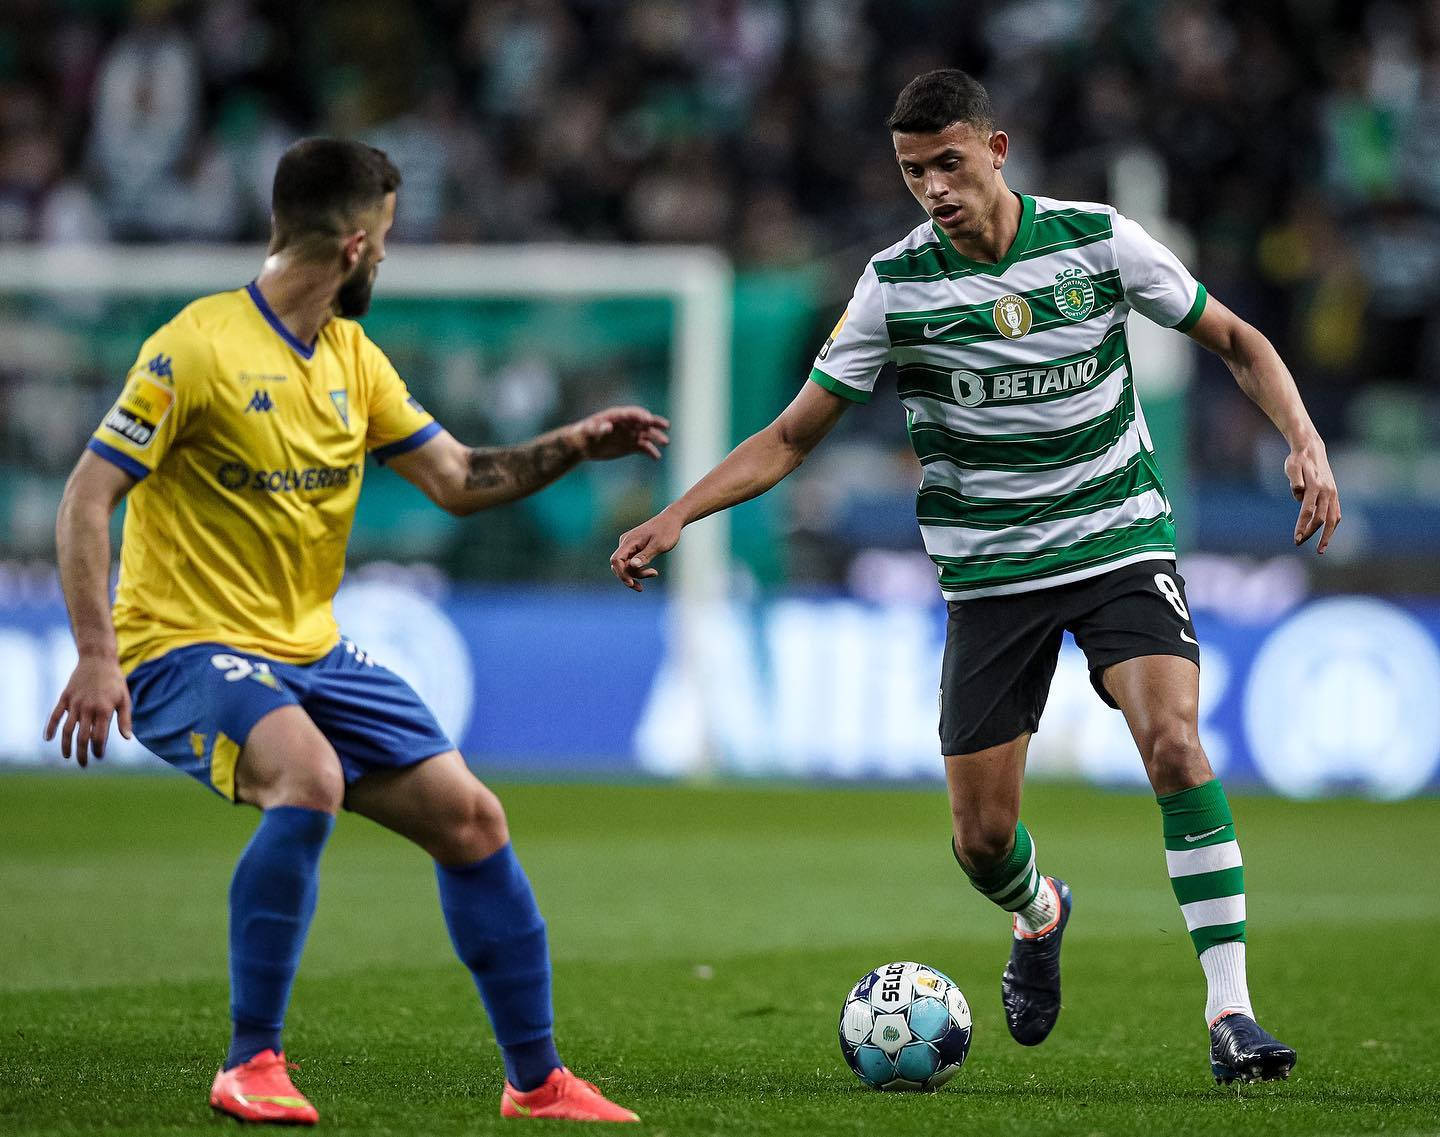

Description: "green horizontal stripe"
896 325 1128 405
886 270 1123 348
1029 207 1113 238
887 268 1120 326
992 869 1041 911
1190 920 1246 956
1022 211 1114 258
808 367 871 405
873 244 950 284
918 453 1161 531
935 516 1176 591
910 376 1135 472
874 209 1112 283
1158 779 1233 839
1171 866 1246 907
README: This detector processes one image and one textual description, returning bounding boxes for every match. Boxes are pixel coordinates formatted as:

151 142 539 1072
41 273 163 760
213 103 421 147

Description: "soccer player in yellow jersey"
45 139 659 1125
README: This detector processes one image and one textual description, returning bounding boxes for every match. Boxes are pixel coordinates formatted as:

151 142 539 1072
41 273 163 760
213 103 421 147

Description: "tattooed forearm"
462 433 582 498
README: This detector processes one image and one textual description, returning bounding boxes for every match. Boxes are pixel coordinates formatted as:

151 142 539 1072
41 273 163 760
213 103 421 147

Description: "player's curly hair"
887 69 994 135
270 138 402 255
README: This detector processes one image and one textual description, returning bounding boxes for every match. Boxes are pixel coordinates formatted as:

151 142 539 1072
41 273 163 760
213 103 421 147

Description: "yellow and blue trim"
87 438 150 481
372 420 442 464
246 281 317 360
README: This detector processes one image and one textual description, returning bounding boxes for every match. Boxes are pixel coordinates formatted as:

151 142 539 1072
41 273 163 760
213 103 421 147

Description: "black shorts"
939 558 1200 756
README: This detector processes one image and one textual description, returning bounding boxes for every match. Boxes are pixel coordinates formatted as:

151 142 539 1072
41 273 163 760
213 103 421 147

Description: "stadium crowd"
2 0 1439 576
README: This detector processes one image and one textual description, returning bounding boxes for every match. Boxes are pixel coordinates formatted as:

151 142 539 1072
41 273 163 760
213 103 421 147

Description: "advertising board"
4 583 1437 798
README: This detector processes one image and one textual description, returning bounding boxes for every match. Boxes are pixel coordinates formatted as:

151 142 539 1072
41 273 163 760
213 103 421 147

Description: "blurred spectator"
88 0 206 237
2 0 1440 579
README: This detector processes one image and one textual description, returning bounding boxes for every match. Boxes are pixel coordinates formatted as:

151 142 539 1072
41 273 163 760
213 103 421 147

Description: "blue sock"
436 844 561 1091
226 806 333 1070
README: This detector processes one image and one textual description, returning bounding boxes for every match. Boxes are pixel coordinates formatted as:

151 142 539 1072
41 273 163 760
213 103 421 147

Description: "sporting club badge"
1054 267 1095 321
992 294 1032 339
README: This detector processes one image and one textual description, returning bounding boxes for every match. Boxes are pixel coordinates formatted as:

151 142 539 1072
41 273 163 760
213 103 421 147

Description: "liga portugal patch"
102 373 175 448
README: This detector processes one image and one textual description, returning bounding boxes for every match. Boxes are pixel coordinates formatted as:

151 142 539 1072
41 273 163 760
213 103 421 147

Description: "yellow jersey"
89 283 439 672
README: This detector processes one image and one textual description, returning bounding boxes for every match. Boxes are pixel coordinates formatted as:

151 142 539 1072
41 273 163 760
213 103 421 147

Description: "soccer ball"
838 961 972 1090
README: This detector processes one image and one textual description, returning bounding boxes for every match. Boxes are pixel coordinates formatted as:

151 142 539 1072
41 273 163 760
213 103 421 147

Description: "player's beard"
336 257 377 318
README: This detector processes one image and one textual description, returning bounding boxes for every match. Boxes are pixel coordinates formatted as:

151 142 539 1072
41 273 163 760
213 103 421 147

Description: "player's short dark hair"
270 138 402 252
887 69 994 135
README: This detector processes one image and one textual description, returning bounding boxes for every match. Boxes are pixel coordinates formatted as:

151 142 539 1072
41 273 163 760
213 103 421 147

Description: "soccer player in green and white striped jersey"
611 68 1340 1084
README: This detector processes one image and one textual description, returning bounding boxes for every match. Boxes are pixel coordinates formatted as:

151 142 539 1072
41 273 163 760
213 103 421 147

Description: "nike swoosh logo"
1184 826 1227 843
505 1095 533 1117
1180 629 1199 645
242 1095 310 1108
922 319 964 338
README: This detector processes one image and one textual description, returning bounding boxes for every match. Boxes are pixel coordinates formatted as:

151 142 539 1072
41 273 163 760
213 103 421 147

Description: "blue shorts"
127 639 454 801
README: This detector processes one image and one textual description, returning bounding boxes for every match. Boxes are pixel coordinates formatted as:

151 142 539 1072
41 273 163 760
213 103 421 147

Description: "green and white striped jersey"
810 193 1208 600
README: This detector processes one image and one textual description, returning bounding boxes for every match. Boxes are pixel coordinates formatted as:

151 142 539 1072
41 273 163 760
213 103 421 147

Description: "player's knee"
255 753 344 813
280 763 345 813
1141 719 1210 793
438 782 509 863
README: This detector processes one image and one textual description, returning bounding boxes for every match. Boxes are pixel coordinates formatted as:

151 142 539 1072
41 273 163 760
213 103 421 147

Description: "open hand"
1284 437 1341 553
44 654 133 766
611 510 683 591
573 406 670 461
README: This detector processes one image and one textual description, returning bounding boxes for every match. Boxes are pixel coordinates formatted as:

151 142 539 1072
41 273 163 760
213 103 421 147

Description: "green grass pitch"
2 773 1438 1136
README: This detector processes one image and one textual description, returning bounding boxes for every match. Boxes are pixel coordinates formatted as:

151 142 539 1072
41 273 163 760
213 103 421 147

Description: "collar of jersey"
929 192 1035 277
246 281 317 360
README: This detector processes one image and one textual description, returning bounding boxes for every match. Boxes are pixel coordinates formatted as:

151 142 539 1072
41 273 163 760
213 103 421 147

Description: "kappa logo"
146 353 173 380
245 390 275 413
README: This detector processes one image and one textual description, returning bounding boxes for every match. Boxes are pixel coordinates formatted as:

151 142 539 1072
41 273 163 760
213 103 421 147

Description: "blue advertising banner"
4 583 1438 798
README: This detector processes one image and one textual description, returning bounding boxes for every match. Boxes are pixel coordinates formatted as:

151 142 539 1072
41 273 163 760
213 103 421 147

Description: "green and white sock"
952 822 1059 936
1158 779 1254 1024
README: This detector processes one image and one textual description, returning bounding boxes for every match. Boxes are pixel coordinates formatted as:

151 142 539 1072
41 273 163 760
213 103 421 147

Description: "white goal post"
2 243 734 607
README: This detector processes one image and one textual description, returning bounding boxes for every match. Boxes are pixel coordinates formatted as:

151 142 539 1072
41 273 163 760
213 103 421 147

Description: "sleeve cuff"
808 367 872 405
87 438 150 481
371 419 442 464
1174 283 1208 333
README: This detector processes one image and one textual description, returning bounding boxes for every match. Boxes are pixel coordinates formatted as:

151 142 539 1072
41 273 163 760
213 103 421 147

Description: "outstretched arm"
1186 297 1341 554
46 450 138 764
388 406 670 517
610 380 850 591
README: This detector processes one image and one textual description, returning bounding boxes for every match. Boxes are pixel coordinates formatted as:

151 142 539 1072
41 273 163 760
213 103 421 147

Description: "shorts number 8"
1153 573 1190 621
